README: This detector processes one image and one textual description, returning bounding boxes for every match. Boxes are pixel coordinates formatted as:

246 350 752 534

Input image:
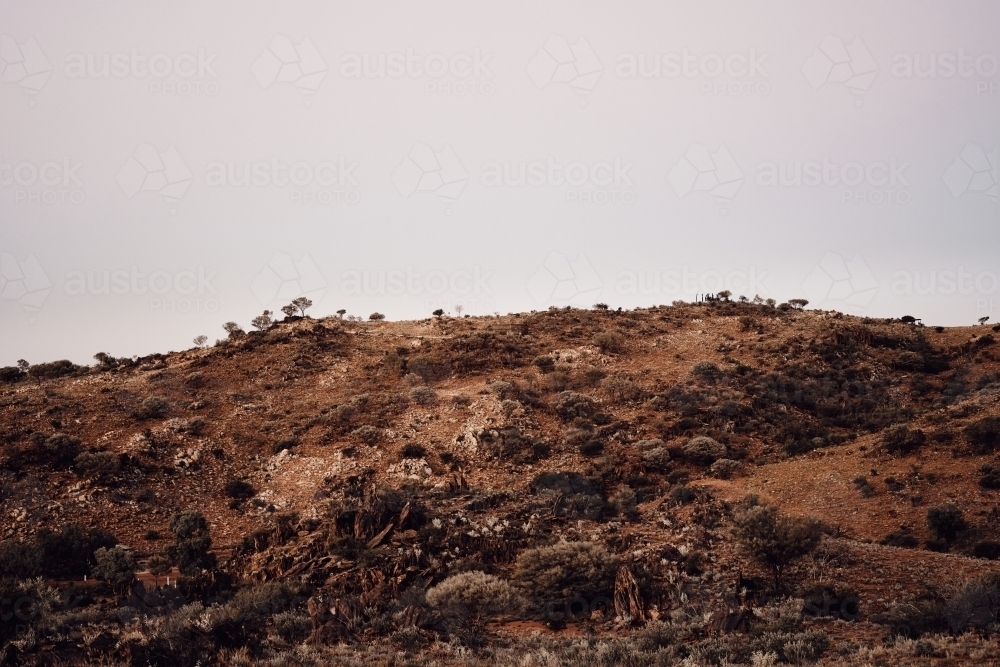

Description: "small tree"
291 297 313 317
192 335 208 348
92 546 137 595
251 310 274 331
147 555 171 587
16 359 29 372
433 308 444 317
280 304 297 319
789 298 809 310
455 304 465 316
594 303 609 311
369 312 385 321
166 510 216 575
336 309 346 319
718 290 732 301
222 322 244 337
733 501 822 589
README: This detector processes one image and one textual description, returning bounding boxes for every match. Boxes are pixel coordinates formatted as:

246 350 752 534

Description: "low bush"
592 331 624 353
513 541 618 604
138 396 170 419
927 503 967 544
74 451 120 482
409 386 438 406
683 436 727 465
553 391 597 420
223 480 256 499
882 424 926 456
426 571 521 624
351 425 383 444
965 416 1000 453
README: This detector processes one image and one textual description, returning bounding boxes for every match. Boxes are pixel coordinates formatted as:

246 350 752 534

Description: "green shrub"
166 510 216 575
34 432 82 468
554 391 597 420
273 610 312 642
534 355 555 373
74 450 120 482
927 503 967 544
0 539 42 578
92 546 137 594
513 541 618 603
972 541 1000 560
733 502 822 589
425 571 521 624
692 360 722 381
965 417 1000 453
409 386 438 406
592 331 624 353
683 436 727 464
28 359 82 379
980 465 1000 489
882 424 927 455
223 479 256 499
351 425 383 444
138 396 170 419
36 523 117 578
671 484 695 504
0 366 25 383
881 528 919 548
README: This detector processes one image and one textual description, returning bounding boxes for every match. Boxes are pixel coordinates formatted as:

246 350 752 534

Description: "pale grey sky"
1 1 998 365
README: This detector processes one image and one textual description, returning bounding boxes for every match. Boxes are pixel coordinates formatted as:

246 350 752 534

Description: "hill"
2 300 1000 665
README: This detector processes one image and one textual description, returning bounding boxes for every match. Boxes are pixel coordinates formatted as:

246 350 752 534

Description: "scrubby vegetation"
1 303 999 663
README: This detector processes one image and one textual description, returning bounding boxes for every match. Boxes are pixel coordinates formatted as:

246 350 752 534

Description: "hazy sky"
1 1 998 366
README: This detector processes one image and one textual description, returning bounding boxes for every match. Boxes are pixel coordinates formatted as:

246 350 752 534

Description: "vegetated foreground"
2 300 1000 666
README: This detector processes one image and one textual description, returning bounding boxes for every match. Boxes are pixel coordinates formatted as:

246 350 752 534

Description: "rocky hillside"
2 300 1000 666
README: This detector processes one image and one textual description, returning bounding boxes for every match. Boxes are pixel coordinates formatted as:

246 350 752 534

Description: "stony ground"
2 301 1000 665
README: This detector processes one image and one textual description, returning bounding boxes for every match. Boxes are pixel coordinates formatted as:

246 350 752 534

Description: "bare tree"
455 304 465 316
251 310 274 331
192 335 208 348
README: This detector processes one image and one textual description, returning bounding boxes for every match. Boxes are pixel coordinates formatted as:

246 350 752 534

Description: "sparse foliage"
733 501 822 589
250 310 274 331
222 321 244 337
